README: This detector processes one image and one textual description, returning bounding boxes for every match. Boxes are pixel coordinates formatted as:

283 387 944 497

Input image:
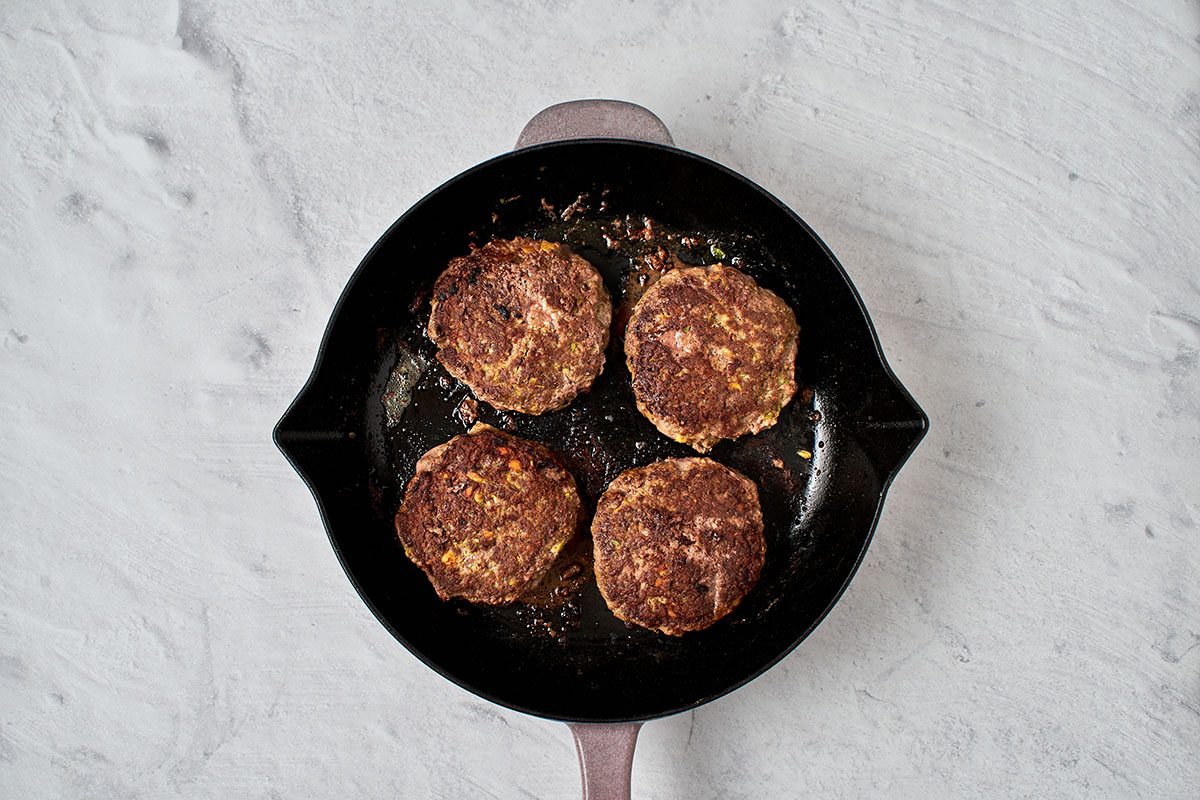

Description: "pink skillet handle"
515 99 674 148
569 722 644 800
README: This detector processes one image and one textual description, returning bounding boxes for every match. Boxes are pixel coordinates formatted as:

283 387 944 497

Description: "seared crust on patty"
429 237 612 414
591 458 765 635
625 264 798 452
394 425 581 605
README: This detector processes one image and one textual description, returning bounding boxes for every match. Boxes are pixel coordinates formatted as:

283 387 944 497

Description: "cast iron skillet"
275 100 927 799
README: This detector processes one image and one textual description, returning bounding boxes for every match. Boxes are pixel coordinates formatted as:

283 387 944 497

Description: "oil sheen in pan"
370 190 828 643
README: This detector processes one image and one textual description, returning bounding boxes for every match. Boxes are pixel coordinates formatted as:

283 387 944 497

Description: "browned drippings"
454 395 480 427
518 530 595 609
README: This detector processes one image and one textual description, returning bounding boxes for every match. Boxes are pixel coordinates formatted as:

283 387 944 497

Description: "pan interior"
277 141 926 721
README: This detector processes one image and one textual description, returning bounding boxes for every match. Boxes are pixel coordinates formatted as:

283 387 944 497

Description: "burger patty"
591 457 765 635
394 425 581 605
429 237 612 415
625 264 798 452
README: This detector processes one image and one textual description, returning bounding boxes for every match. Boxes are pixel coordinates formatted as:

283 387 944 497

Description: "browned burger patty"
394 425 581 604
428 237 612 414
625 264 798 452
591 458 765 635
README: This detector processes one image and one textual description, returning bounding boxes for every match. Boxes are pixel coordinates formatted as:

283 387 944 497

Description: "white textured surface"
1 0 1198 797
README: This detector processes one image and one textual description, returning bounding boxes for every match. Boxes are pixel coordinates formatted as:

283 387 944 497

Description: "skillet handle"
516 100 673 148
568 722 643 800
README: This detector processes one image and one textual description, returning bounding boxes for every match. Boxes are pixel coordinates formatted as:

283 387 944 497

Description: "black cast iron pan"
275 100 927 798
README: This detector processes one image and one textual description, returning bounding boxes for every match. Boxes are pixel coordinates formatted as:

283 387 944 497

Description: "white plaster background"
1 1 1197 797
